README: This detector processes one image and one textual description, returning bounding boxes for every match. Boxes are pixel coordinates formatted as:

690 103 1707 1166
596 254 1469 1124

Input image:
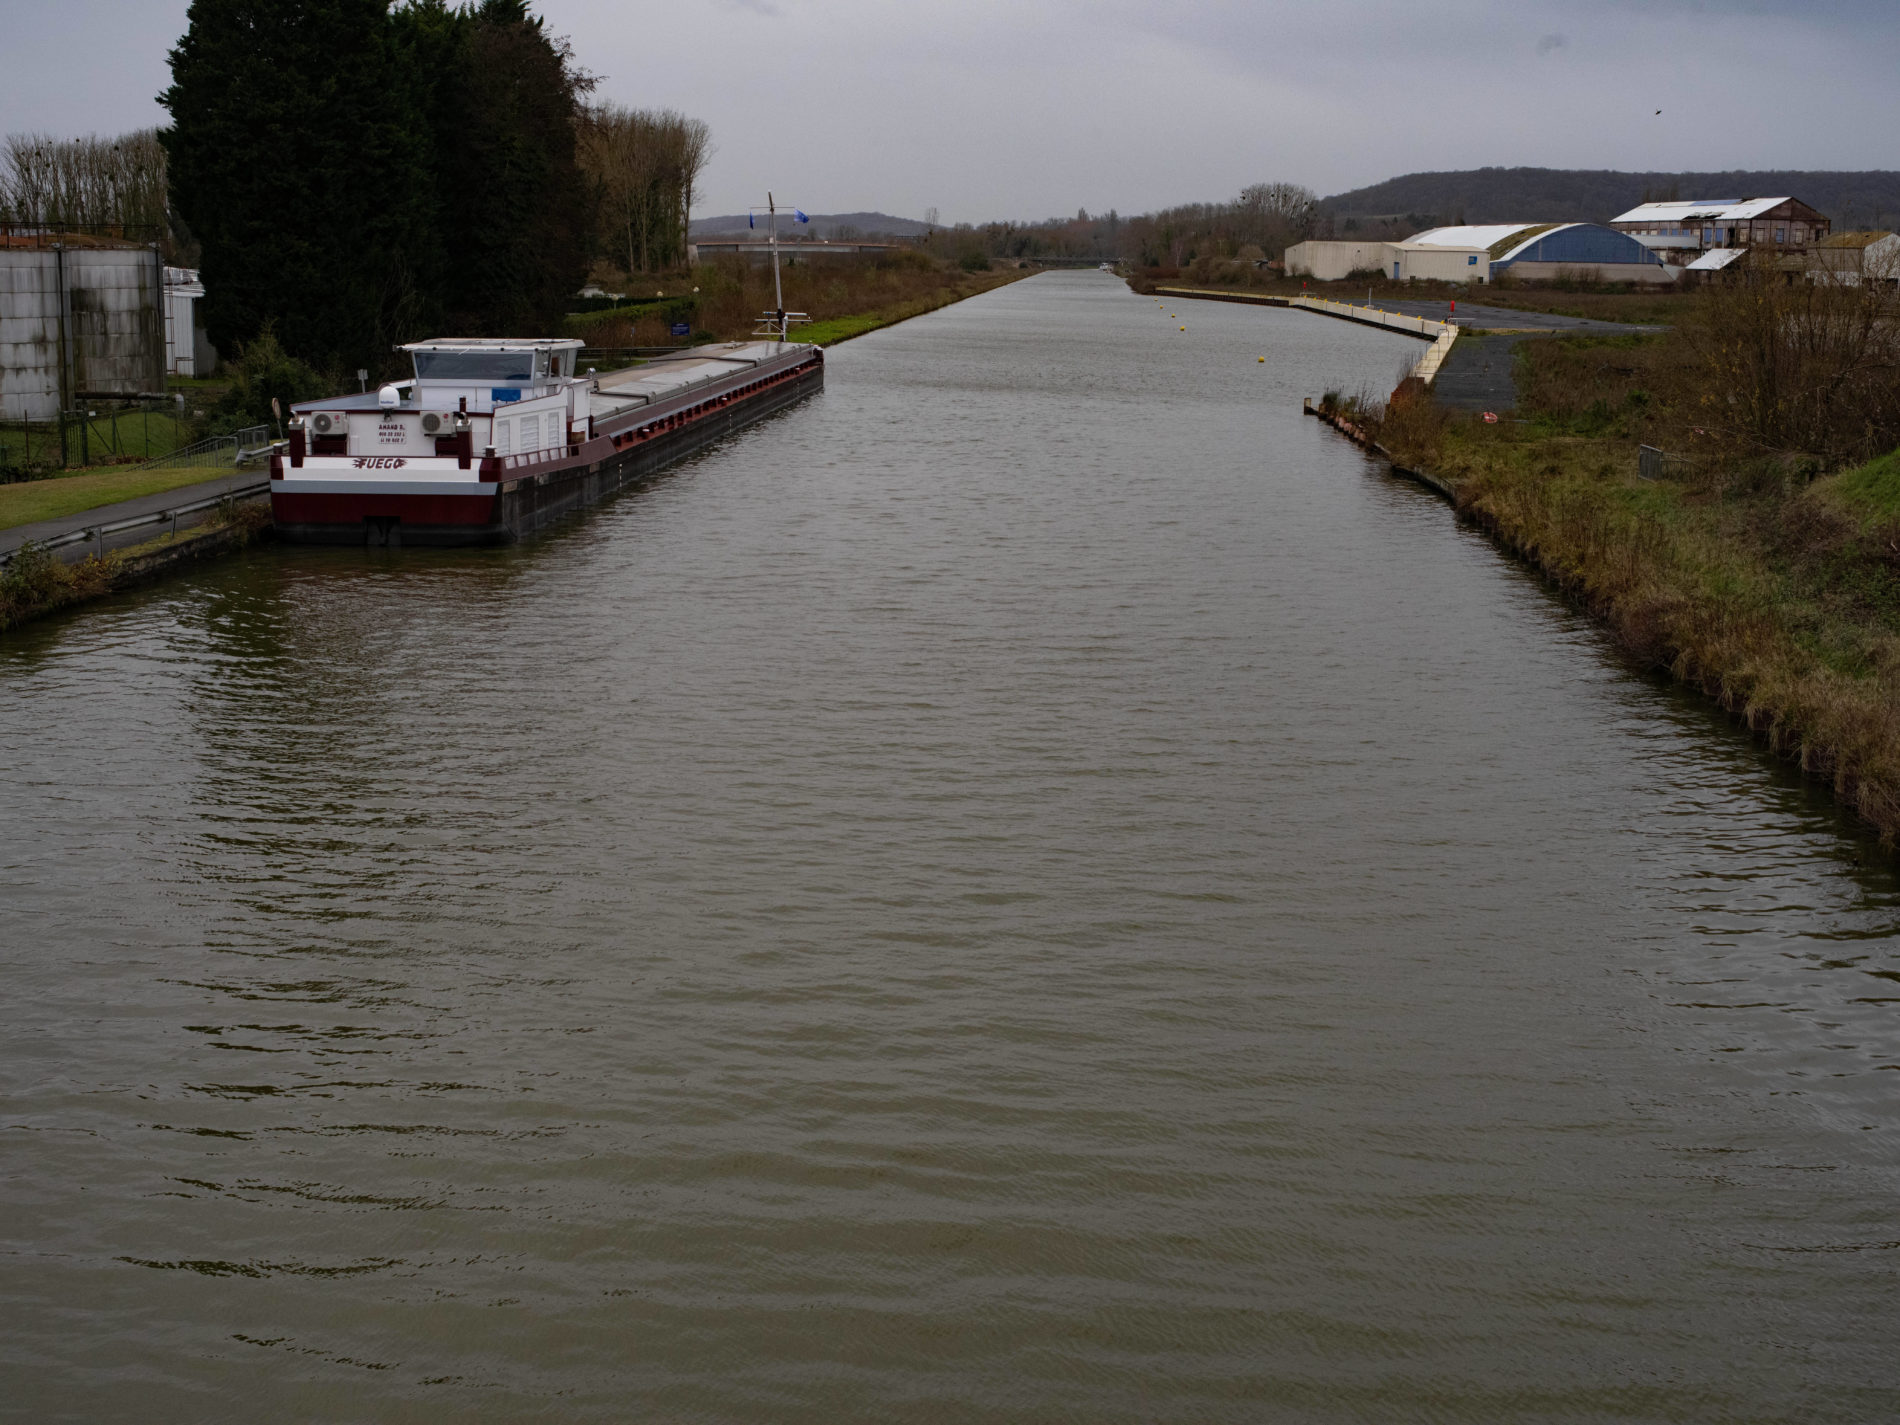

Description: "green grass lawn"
1819 447 1900 527
0 465 241 532
798 311 899 345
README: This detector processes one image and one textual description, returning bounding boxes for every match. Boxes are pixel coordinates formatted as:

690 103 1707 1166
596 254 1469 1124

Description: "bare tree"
1682 249 1900 464
576 105 713 275
1237 182 1318 246
676 115 712 263
0 129 168 232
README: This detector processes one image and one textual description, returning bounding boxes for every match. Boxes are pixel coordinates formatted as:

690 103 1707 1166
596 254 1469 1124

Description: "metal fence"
2 419 273 482
1638 445 1682 481
0 396 204 479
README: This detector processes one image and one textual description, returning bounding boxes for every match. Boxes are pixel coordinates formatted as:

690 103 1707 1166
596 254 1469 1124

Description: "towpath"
1 469 269 564
1369 301 1664 413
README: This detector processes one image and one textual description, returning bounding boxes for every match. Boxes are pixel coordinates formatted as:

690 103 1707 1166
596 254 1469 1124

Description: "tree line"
1322 166 1900 232
915 183 1322 269
143 0 710 377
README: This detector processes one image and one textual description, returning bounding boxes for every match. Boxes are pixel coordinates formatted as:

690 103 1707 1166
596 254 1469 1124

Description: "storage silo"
0 237 167 421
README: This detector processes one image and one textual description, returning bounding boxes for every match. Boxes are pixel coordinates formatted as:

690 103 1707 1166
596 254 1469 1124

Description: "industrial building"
1610 197 1830 266
1286 222 1670 285
162 266 214 378
1808 230 1900 286
1281 238 1396 282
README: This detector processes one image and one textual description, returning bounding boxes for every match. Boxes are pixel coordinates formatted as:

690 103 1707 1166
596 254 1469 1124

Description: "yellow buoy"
1180 325 1186 331
1258 356 1265 362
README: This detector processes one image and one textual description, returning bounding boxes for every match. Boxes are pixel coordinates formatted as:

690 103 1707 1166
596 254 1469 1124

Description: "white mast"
751 193 808 346
769 191 784 343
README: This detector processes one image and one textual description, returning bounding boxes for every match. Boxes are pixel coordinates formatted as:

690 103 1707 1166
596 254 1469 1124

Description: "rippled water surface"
4 274 1899 1422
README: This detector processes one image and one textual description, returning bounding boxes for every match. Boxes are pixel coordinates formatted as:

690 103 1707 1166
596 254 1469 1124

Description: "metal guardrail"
1411 327 1459 385
0 479 271 567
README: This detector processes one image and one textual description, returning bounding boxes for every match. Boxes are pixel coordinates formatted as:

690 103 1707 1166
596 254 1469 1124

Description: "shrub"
1679 253 1900 467
1372 381 1450 468
205 329 330 436
0 542 113 631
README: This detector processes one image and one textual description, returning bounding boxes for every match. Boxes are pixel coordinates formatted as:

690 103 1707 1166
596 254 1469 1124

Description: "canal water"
3 273 1897 1422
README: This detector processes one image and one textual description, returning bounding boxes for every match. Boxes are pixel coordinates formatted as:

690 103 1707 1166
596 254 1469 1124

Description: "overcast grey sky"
2 0 1895 222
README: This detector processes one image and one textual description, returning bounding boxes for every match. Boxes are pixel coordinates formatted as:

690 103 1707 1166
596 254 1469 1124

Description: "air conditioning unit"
310 411 349 436
420 411 449 437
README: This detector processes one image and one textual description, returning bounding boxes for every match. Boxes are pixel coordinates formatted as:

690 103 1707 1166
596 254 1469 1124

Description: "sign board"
670 323 691 338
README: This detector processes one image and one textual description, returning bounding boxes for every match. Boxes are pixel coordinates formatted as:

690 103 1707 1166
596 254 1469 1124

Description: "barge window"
412 351 536 383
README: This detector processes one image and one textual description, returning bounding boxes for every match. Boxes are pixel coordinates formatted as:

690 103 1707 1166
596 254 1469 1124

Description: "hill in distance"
691 210 931 239
1322 168 1900 229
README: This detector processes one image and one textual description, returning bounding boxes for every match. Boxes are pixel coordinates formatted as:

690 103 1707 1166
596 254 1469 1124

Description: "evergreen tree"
165 0 595 366
161 0 432 374
393 0 591 334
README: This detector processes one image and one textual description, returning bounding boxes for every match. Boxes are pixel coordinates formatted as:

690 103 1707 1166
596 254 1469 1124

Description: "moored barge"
274 336 823 545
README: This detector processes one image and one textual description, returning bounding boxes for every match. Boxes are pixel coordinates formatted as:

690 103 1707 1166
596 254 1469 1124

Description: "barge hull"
273 353 822 547
503 357 821 544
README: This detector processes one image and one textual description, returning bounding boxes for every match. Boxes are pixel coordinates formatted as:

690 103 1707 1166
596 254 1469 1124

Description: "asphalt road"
1356 300 1664 411
1 467 269 563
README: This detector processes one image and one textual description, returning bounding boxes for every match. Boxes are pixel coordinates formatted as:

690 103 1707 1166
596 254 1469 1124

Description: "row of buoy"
1154 295 1267 363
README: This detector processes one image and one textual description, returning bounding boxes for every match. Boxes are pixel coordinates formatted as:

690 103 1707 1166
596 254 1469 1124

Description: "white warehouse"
1286 222 1673 286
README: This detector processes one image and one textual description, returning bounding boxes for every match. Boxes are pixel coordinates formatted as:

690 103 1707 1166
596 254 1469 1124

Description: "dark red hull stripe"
273 493 497 525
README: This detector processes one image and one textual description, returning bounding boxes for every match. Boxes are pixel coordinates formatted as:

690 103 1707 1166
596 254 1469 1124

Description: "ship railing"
494 444 582 473
752 311 811 339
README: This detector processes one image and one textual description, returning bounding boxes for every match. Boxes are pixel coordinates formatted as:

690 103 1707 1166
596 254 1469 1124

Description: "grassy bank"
572 255 1029 348
0 464 251 532
1449 433 1900 836
1342 292 1900 840
796 273 1031 346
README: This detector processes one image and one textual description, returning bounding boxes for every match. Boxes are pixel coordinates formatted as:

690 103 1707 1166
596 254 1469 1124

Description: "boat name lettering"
353 457 408 470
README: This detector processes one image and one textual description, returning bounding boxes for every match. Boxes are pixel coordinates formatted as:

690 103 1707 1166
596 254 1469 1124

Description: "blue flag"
748 212 755 229
794 210 809 224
